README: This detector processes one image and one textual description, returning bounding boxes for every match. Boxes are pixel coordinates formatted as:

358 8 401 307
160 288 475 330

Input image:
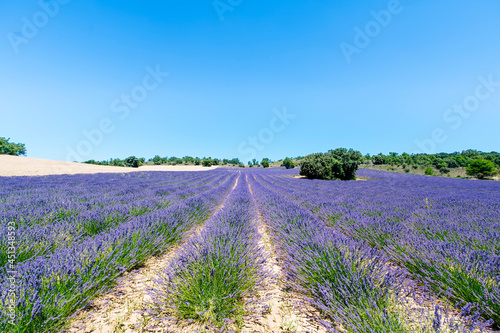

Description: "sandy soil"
0 155 218 177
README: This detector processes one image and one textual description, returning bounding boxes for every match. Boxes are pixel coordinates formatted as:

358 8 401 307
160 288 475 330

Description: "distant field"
0 155 218 177
1 168 499 332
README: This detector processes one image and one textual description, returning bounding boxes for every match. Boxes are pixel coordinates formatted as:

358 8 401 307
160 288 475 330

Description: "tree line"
364 150 499 178
292 149 499 180
84 156 280 168
3 137 496 179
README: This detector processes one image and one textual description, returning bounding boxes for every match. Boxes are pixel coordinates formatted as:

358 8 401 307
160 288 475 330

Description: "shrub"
328 148 362 180
372 154 387 165
300 153 332 180
0 137 26 156
124 156 140 168
202 158 213 167
440 167 450 174
424 167 434 176
281 157 295 169
261 158 270 168
466 159 498 179
404 168 410 173
229 158 241 165
152 155 162 165
455 155 468 167
300 148 362 181
444 158 459 168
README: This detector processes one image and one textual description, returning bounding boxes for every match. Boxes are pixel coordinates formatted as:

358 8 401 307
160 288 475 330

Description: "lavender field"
1 168 499 332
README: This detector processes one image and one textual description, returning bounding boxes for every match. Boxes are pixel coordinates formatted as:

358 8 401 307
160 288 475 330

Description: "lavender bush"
148 175 267 330
0 171 236 333
251 167 499 328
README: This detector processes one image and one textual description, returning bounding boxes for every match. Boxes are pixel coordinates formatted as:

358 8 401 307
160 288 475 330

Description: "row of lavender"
148 175 266 331
0 171 236 333
247 172 487 333
0 172 225 267
253 168 500 328
0 171 211 226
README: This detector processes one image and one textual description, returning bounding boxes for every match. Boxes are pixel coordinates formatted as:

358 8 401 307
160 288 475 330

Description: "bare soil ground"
0 155 218 177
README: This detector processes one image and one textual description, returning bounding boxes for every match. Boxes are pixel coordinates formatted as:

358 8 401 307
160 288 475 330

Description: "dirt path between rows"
245 175 327 333
65 175 240 333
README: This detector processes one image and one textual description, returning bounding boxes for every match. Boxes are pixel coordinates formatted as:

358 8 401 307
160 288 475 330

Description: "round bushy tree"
328 148 363 180
466 159 498 179
424 167 434 175
300 149 362 180
124 156 140 168
261 158 270 168
281 157 295 169
372 154 387 165
202 158 213 167
299 153 333 180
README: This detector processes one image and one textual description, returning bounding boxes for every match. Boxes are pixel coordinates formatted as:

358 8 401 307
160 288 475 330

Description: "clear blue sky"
1 0 499 162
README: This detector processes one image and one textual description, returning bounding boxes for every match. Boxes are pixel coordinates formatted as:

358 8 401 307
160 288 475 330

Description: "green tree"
300 149 362 181
328 148 362 180
424 167 434 176
152 155 162 165
124 156 140 168
110 158 123 166
281 157 295 169
466 159 498 179
202 158 213 167
229 158 241 165
372 154 387 165
299 153 333 180
0 137 26 156
183 156 195 164
462 149 480 159
261 158 270 168
439 167 450 174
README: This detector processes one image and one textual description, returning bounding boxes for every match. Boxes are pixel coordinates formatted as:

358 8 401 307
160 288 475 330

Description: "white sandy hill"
0 155 218 177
